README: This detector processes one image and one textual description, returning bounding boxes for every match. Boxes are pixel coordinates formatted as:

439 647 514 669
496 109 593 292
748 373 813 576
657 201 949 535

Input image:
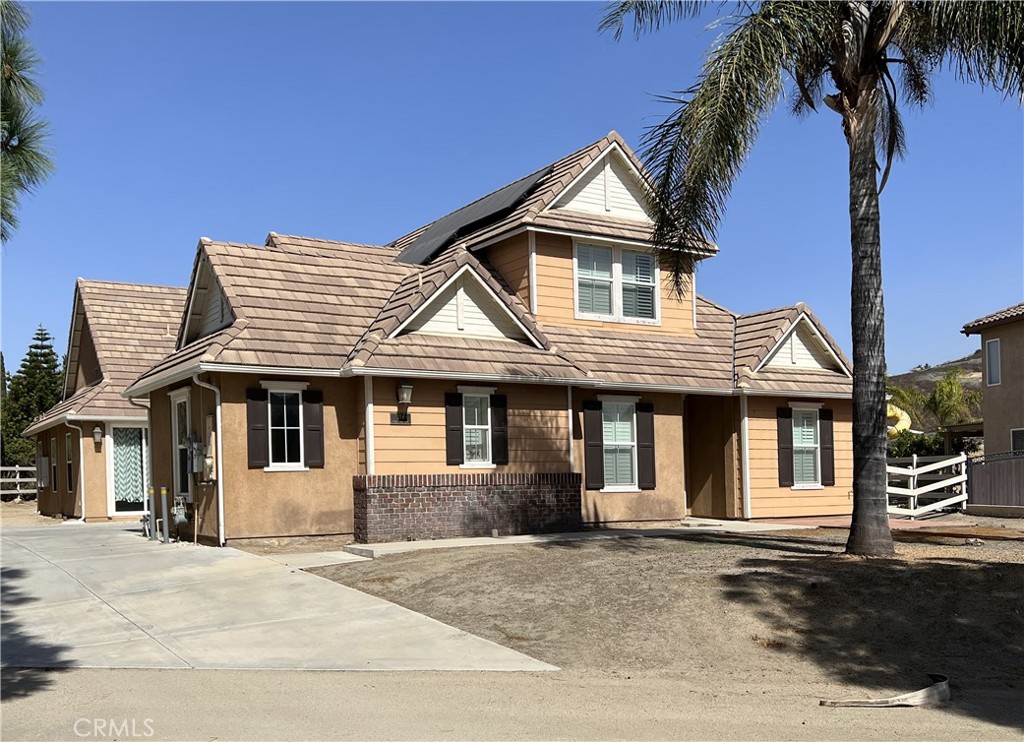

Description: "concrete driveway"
0 523 554 672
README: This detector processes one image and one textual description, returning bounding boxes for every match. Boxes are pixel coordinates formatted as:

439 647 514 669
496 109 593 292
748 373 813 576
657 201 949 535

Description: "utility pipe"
67 422 87 520
739 393 752 520
193 374 226 546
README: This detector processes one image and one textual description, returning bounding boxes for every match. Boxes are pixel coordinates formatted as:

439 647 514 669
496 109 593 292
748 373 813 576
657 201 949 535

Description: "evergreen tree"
1 0 54 242
2 326 63 465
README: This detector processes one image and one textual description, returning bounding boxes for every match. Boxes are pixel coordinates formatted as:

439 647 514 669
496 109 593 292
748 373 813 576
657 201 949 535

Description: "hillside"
889 350 983 393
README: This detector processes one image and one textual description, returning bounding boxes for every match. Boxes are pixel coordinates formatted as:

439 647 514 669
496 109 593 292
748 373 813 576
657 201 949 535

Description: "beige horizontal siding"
483 233 530 306
534 233 694 336
372 378 570 475
745 395 854 518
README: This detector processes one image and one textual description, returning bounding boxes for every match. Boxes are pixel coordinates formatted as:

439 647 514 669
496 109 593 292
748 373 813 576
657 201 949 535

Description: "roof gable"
762 319 844 373
400 266 530 344
550 145 653 223
180 248 235 347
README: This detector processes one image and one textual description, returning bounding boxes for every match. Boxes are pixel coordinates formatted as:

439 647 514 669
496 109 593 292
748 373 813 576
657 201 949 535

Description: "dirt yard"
313 521 1023 730
1 500 58 528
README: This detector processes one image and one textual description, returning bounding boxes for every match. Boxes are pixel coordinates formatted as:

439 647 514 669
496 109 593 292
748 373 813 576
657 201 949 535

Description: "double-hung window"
462 394 491 465
269 390 304 467
602 401 636 489
986 338 1001 386
792 409 820 487
575 244 659 323
50 436 58 491
65 432 74 493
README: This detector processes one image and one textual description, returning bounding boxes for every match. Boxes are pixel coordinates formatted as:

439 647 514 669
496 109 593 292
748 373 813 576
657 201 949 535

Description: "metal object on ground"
820 674 950 708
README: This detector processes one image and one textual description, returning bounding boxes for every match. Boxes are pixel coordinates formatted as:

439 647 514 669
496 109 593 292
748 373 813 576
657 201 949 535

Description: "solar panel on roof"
395 165 552 265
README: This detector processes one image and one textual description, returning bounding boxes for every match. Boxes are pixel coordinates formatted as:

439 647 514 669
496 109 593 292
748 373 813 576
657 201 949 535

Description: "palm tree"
926 368 982 426
601 1 1022 556
1 0 53 243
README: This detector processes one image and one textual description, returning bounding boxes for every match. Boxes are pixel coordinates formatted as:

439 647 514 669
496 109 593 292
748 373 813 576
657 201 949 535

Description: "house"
24 280 187 521
962 302 1024 454
123 133 855 545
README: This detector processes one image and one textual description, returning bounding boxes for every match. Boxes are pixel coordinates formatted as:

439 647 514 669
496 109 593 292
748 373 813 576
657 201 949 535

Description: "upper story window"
986 338 1001 386
575 243 659 324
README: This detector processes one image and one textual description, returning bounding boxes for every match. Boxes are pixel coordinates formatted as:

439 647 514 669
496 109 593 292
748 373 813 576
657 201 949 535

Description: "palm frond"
599 2 713 41
875 69 906 194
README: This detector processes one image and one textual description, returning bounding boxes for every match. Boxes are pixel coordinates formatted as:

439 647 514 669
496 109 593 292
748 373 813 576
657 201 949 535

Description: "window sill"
574 311 661 327
460 463 496 470
263 465 310 473
791 484 824 491
600 486 641 494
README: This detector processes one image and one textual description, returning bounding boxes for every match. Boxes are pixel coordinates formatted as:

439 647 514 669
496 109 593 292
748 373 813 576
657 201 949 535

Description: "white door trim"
106 423 151 517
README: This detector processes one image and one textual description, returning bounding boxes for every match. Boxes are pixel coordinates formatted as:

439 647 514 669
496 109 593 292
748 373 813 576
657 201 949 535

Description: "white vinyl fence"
886 453 968 518
0 465 38 500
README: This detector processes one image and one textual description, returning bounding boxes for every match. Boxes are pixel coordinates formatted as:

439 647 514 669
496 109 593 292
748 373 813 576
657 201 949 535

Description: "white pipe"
67 422 86 520
364 375 375 475
739 393 752 520
193 374 225 546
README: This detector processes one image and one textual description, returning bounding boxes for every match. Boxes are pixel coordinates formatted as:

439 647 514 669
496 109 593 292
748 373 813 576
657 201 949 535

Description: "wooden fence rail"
0 465 38 500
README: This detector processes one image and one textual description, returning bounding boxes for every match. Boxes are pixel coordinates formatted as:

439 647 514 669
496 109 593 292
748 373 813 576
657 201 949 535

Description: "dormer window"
574 243 659 324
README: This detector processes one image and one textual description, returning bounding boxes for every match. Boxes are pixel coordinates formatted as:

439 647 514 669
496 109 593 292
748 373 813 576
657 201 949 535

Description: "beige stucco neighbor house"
962 301 1024 455
124 133 856 545
24 280 186 521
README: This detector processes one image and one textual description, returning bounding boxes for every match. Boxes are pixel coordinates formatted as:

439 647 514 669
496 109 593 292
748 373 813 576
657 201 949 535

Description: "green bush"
887 430 944 458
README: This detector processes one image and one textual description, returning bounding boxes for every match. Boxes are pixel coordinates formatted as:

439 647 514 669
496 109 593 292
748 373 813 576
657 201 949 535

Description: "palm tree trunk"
845 96 896 557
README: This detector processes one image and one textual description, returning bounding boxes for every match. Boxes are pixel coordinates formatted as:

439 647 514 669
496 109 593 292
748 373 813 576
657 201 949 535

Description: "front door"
111 426 148 513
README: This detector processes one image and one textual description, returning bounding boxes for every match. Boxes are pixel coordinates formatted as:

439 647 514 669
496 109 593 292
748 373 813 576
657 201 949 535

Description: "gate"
967 452 1024 510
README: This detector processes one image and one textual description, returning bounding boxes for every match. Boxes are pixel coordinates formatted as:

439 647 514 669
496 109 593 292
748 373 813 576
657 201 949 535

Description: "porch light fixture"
396 382 413 406
92 425 104 446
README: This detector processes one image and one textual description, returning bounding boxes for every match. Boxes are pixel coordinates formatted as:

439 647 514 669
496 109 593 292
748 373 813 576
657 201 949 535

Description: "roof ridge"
78 278 186 292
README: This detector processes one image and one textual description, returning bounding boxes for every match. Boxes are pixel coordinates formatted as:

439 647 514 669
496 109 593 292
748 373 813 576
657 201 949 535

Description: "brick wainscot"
352 472 583 543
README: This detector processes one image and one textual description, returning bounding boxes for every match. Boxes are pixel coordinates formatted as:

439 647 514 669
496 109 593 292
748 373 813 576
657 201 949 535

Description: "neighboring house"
124 133 855 545
962 302 1024 454
24 280 187 521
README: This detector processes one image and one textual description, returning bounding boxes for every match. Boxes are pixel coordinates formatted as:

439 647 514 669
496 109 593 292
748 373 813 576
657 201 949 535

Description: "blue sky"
3 1 1022 375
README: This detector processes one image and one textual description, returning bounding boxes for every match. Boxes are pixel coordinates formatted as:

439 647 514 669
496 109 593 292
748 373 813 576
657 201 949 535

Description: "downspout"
67 422 87 520
739 393 752 520
364 376 375 475
192 374 226 546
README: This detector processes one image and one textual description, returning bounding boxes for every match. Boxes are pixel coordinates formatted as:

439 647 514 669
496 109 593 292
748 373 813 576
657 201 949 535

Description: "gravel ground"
312 521 1023 730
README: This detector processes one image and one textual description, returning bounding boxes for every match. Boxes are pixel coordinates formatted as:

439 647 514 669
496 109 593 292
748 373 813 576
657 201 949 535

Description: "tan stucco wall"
32 421 108 520
533 232 695 336
220 374 359 539
745 396 854 518
684 395 741 519
372 378 571 475
573 390 685 524
980 321 1024 454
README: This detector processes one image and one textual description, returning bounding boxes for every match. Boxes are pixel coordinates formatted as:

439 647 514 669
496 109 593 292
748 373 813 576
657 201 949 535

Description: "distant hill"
889 350 983 393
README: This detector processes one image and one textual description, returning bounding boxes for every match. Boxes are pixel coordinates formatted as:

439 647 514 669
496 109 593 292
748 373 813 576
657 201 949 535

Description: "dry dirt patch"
312 527 1022 726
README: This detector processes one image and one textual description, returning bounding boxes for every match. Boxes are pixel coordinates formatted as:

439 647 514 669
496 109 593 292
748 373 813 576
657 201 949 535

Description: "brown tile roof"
542 297 736 390
26 280 186 435
962 301 1024 335
391 132 717 260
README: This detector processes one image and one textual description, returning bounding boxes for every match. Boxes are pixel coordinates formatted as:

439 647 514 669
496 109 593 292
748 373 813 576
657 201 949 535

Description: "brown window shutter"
583 400 604 490
445 392 464 465
636 402 656 490
246 388 269 469
490 394 508 465
777 407 794 487
819 408 835 486
303 390 325 469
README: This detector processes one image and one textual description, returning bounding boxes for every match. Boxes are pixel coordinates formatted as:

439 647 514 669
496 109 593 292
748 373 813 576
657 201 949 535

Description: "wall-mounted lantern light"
92 425 104 446
396 382 413 406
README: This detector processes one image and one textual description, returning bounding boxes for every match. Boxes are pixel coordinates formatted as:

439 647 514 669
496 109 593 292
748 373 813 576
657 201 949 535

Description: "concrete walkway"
0 523 554 672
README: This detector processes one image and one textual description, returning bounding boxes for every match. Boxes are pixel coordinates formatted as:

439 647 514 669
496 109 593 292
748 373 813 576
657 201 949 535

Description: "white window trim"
1011 428 1024 453
600 399 639 493
460 393 493 468
985 338 1001 387
573 241 661 326
264 387 306 471
50 436 58 492
791 408 822 489
169 389 192 501
65 432 73 493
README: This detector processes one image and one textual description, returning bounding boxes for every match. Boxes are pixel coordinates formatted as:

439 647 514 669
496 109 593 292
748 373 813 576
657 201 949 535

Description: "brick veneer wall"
353 472 582 543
